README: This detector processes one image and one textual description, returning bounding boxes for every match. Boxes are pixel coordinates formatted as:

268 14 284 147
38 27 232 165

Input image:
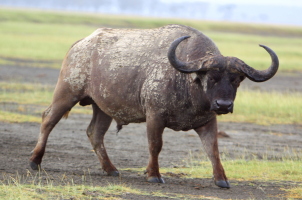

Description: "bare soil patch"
0 65 301 199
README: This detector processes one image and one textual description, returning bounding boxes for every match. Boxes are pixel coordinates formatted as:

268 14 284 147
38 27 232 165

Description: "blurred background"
1 0 302 25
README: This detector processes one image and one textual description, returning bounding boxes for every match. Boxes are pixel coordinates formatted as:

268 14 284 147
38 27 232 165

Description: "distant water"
1 0 301 26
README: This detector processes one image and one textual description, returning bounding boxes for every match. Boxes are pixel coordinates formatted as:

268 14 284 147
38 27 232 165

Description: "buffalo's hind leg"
195 117 230 188
30 86 78 170
86 104 119 176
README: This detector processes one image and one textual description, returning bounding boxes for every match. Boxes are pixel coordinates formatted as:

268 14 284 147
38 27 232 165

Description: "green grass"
0 83 54 105
0 182 214 200
125 156 302 199
0 110 41 123
0 8 302 71
284 187 302 199
1 159 301 199
127 161 302 199
218 90 302 125
208 32 302 71
0 179 146 200
0 82 91 122
0 21 93 64
154 160 302 182
0 170 209 200
2 8 302 37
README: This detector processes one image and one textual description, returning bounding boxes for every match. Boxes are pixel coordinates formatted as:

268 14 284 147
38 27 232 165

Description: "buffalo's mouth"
214 110 231 115
211 100 234 115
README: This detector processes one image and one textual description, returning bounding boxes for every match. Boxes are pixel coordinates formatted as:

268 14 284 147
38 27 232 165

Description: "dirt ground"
0 65 302 199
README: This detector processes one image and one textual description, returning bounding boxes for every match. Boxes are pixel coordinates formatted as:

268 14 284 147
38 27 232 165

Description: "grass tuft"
0 110 41 123
283 186 302 199
0 170 147 200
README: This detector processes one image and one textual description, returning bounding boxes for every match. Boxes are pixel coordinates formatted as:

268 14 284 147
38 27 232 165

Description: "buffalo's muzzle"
211 100 234 114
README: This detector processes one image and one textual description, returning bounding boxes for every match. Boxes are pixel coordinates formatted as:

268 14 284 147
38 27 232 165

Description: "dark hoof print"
30 161 40 170
215 180 231 188
147 177 165 183
108 171 120 177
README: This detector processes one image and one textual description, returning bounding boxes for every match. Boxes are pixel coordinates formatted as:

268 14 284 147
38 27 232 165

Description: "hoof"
107 171 120 177
215 180 231 188
147 176 165 183
30 161 40 170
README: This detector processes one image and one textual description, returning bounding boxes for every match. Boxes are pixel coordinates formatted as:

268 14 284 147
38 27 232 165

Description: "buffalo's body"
30 25 278 188
63 25 218 130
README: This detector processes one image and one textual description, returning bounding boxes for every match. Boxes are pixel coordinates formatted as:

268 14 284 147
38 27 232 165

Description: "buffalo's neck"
152 72 215 131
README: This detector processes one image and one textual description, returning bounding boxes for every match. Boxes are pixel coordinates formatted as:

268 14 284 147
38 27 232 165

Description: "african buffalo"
30 24 279 188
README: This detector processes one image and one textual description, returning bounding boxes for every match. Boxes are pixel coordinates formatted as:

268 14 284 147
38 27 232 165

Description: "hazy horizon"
1 0 301 26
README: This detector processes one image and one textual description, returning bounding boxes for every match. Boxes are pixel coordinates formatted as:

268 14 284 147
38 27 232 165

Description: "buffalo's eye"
232 78 239 84
231 76 243 87
208 77 215 82
207 74 220 83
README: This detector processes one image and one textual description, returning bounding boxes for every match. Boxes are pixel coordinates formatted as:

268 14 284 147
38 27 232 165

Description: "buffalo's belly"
92 95 146 125
165 113 215 131
104 106 146 125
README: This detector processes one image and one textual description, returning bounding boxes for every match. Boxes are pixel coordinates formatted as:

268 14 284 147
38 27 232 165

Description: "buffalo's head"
168 36 279 115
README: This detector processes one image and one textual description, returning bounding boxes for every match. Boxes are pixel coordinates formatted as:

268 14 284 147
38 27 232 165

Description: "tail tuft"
116 124 123 134
63 111 70 119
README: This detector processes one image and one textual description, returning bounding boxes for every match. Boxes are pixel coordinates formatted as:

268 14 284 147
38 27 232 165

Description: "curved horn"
168 36 197 73
238 45 279 82
168 36 224 73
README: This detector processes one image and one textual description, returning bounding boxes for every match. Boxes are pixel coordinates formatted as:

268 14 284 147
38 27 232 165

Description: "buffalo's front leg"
145 114 165 183
195 117 230 188
86 104 118 176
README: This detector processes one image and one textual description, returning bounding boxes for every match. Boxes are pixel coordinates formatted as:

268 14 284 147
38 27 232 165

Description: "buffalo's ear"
239 75 246 84
236 75 246 88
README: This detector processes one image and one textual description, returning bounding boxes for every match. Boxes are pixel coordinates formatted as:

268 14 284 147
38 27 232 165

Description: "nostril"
216 100 219 106
228 102 234 113
216 100 233 109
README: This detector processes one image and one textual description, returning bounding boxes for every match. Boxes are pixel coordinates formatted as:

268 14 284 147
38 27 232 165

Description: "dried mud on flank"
1 65 302 199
